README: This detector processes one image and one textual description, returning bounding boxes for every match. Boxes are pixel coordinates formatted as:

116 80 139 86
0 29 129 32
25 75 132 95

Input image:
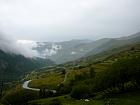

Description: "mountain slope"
0 50 55 81
86 32 140 57
16 32 140 64
32 32 140 64
33 39 110 64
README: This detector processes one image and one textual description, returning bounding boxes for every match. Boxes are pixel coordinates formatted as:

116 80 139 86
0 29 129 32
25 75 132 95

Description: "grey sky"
0 0 140 42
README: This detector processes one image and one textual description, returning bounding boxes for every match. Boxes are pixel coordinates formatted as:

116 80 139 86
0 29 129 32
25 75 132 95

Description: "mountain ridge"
0 49 55 81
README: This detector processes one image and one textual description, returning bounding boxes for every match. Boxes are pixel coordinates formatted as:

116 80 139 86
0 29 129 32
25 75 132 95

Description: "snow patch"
43 49 57 57
41 44 62 57
71 51 77 55
52 44 62 50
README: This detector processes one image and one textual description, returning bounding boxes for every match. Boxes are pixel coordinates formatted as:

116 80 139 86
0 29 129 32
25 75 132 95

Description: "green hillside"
0 50 55 82
1 32 140 105
86 32 140 57
1 42 140 105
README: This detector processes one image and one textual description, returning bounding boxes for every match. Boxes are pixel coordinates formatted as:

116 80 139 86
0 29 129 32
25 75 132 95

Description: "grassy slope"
81 43 140 64
29 91 140 105
29 72 64 89
28 43 140 105
110 91 140 105
29 95 104 105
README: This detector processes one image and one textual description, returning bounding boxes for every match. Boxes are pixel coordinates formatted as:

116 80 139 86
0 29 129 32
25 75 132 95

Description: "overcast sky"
0 0 140 42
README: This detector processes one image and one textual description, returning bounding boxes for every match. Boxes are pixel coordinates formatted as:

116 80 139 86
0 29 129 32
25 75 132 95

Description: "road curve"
22 70 70 93
22 80 56 93
23 80 40 91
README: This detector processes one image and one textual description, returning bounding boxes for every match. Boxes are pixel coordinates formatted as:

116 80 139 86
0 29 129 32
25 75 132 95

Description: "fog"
0 0 140 41
0 33 39 57
0 0 140 57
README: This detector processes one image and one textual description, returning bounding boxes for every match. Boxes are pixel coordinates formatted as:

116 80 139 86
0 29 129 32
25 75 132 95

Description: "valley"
0 32 140 105
0 0 140 104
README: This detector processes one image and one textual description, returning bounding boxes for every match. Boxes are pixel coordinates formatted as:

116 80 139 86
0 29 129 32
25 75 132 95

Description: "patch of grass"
29 72 64 89
64 62 111 85
29 91 140 105
93 63 110 72
64 68 89 85
29 95 104 105
110 91 140 105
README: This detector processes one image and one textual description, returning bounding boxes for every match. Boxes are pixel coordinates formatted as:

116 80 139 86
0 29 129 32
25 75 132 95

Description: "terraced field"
29 91 140 105
29 72 64 89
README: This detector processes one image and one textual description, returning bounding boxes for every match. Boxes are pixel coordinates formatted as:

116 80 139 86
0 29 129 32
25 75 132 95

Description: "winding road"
23 80 40 91
22 71 69 93
22 80 56 93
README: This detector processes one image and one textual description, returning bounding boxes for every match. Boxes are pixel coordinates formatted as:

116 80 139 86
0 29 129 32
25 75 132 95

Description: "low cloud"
0 32 39 58
0 0 140 41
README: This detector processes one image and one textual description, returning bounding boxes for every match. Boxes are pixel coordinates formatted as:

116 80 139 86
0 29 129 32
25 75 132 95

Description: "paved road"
23 70 69 93
22 80 56 93
23 80 40 91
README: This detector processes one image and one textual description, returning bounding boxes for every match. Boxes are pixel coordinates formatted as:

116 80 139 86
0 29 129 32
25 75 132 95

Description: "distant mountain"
21 32 140 64
86 32 140 56
0 50 55 81
119 32 140 40
33 39 110 64
63 32 140 68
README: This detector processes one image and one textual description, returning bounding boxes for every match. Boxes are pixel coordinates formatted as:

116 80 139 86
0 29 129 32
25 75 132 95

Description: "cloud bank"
0 0 140 41
0 33 39 58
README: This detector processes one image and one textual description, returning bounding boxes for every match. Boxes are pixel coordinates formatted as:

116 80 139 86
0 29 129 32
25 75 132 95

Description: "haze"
0 0 140 42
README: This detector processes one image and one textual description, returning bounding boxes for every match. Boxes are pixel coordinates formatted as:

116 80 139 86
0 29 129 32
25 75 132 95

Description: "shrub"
89 67 96 78
49 99 61 105
70 84 91 99
39 88 54 98
94 55 140 92
57 84 72 95
1 89 39 105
